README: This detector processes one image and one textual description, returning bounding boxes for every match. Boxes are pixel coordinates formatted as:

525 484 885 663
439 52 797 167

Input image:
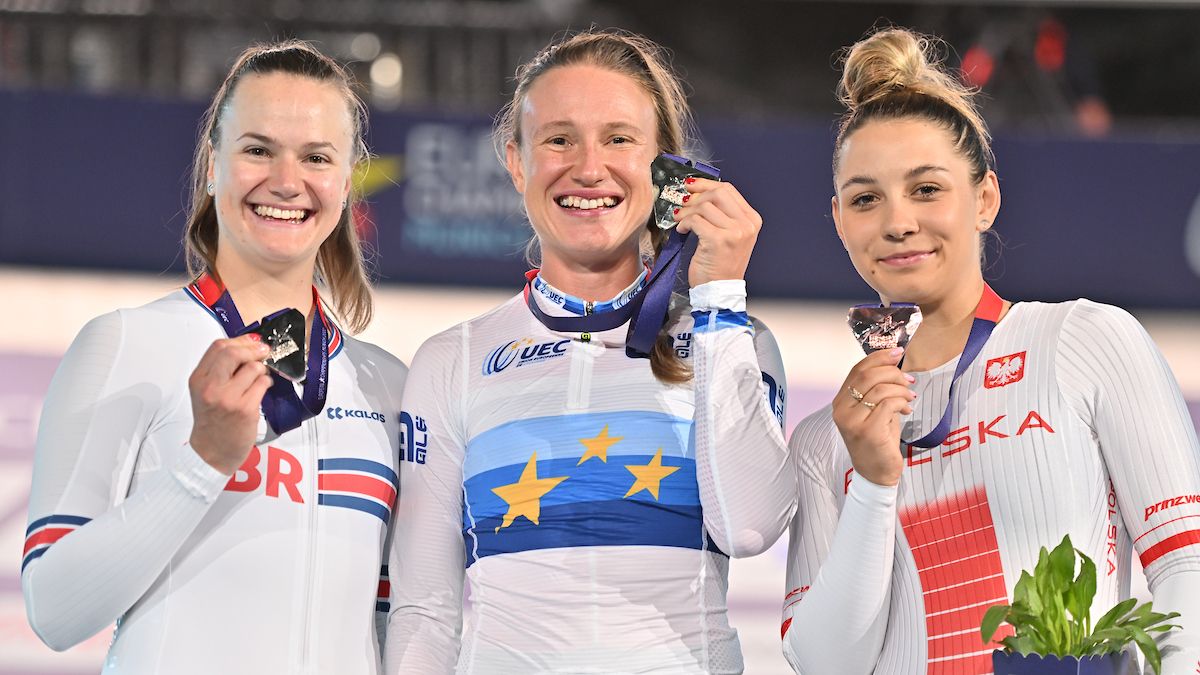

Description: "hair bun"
839 28 944 111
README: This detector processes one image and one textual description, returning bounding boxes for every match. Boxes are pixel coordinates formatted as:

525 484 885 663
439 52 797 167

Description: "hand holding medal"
187 334 275 475
832 302 923 486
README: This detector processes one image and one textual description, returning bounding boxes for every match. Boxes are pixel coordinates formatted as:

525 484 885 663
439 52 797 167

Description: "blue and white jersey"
23 284 407 675
385 276 794 675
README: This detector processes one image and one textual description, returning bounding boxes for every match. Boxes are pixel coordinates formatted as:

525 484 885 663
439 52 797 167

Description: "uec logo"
483 338 569 376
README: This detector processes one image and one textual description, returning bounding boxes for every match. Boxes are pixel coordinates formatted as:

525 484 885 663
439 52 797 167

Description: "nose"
571 142 609 186
881 201 919 240
268 156 303 200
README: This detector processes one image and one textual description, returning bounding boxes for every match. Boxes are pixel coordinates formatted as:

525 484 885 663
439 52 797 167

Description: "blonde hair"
494 29 696 384
834 28 994 185
184 40 374 333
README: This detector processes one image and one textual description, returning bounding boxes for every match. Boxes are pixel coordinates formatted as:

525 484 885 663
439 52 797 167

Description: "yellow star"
577 424 624 465
491 452 568 533
623 448 681 500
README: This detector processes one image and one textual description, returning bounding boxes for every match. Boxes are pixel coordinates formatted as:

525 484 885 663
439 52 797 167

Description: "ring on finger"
860 399 877 409
846 386 865 402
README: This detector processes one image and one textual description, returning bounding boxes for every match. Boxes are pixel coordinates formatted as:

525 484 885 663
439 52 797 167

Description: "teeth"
557 196 619 210
253 205 308 221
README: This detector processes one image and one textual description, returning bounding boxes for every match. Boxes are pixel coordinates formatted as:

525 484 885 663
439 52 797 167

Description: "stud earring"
206 183 215 196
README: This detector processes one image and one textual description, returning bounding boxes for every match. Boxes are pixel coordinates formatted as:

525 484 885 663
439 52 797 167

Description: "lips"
880 250 933 267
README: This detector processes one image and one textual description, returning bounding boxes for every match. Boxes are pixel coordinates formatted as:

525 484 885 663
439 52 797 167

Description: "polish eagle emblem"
984 351 1027 389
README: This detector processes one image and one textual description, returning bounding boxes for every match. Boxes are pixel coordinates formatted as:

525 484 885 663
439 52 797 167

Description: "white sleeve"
385 328 467 674
781 412 896 675
690 280 797 557
21 311 229 651
1057 301 1200 673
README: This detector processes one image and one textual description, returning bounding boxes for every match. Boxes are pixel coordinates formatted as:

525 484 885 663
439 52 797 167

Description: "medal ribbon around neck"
522 156 718 358
187 273 332 435
902 283 1005 448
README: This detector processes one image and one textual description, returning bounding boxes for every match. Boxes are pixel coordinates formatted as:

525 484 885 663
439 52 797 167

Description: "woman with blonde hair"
386 29 794 674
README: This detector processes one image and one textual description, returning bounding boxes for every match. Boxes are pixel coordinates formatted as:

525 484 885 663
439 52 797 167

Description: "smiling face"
505 63 660 275
208 72 354 278
832 117 1000 309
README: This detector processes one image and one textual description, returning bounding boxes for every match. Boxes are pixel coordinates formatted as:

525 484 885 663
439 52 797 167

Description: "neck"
537 254 644 302
895 279 988 372
213 252 317 326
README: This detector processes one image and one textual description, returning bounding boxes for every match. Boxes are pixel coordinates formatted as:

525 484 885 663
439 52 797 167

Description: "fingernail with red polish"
682 195 691 203
673 208 680 216
246 333 261 342
684 177 696 185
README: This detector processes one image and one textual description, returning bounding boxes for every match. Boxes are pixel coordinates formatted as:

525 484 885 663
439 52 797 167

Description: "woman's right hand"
188 334 274 475
831 347 916 487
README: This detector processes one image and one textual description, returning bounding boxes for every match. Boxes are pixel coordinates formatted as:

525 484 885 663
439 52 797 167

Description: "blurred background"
0 0 1197 673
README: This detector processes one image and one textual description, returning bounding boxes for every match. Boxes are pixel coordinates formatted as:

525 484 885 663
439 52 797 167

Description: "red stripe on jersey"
318 473 397 505
1139 529 1200 569
780 617 792 639
1135 514 1200 544
377 580 391 598
900 486 1012 673
23 527 74 556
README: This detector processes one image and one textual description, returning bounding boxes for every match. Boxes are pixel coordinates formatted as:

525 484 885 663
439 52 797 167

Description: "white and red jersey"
782 299 1200 674
22 282 407 675
384 278 793 675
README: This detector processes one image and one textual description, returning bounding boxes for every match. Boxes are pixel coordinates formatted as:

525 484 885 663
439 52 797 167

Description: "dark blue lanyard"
187 273 331 435
904 284 1005 448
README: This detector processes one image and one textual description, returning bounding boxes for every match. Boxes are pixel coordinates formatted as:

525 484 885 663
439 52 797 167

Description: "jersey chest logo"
984 350 1026 389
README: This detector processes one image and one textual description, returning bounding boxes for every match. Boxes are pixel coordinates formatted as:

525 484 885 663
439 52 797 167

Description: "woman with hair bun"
780 27 1200 674
23 41 406 674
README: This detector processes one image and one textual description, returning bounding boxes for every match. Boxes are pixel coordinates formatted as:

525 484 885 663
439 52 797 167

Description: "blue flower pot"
992 651 1132 675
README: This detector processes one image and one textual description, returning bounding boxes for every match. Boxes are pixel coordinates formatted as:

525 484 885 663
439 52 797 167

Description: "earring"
341 199 347 211
206 183 215 196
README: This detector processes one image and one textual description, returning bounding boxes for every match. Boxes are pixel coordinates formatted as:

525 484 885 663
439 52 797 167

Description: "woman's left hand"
673 177 763 287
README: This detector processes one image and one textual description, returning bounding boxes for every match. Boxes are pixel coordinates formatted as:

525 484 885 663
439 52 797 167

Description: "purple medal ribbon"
188 274 330 435
903 285 1005 448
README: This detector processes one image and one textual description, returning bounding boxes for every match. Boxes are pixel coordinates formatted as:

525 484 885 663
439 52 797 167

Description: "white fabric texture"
22 288 407 675
385 278 792 674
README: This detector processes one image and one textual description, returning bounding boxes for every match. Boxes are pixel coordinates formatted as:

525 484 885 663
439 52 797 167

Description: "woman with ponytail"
386 28 793 675
780 27 1200 674
23 41 406 674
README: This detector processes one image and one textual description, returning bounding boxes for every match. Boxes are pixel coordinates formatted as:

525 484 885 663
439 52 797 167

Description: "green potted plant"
981 534 1181 675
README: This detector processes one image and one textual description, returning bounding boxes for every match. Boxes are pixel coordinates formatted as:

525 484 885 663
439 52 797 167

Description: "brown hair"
494 29 695 384
184 40 373 333
834 28 994 185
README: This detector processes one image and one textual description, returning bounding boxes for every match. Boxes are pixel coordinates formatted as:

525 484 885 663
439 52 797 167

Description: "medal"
186 273 333 434
847 303 922 354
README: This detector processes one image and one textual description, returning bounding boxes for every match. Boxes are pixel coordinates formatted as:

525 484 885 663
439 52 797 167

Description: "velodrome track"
2 266 1196 674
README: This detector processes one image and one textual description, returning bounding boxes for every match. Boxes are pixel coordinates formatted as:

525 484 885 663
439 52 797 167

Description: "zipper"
298 415 320 672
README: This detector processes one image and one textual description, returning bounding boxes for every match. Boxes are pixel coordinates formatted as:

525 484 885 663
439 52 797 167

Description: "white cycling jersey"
22 277 407 675
384 276 794 675
782 299 1200 674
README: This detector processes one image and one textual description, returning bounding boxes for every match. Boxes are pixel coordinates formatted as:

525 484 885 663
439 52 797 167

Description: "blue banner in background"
2 89 1197 308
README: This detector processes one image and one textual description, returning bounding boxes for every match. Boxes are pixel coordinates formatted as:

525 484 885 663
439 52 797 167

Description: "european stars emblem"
577 424 624 465
491 452 568 533
622 448 680 500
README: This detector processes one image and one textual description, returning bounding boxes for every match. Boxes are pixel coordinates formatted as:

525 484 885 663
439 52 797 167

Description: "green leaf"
1094 598 1137 632
1014 570 1043 614
981 604 1010 644
1127 624 1162 675
1070 551 1097 626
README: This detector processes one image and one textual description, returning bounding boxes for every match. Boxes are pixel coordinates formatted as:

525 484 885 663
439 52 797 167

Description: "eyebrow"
838 164 950 192
532 121 643 136
236 132 339 154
